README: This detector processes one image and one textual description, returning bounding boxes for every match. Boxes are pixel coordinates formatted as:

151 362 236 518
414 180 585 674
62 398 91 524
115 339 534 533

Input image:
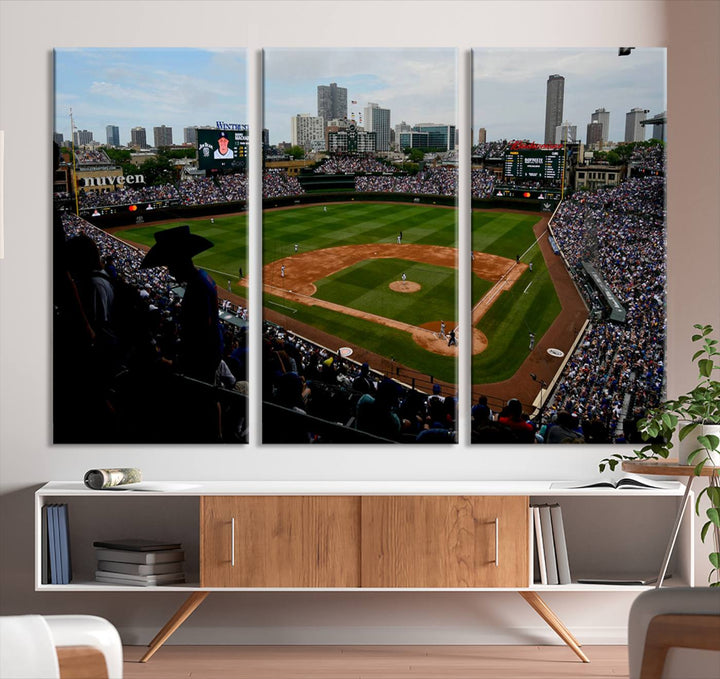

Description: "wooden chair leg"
518 591 590 663
140 591 210 663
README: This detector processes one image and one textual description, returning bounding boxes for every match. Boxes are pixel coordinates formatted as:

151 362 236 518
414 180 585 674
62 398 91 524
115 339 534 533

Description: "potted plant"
599 324 720 586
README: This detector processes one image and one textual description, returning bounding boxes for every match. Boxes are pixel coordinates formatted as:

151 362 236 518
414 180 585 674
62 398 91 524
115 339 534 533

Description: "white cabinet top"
37 480 685 497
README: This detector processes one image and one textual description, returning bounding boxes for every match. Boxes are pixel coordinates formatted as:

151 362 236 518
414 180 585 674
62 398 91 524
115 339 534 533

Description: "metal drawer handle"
495 517 499 567
231 517 235 567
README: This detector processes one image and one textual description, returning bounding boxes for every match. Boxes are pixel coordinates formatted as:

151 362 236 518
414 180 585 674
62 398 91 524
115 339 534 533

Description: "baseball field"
114 202 564 388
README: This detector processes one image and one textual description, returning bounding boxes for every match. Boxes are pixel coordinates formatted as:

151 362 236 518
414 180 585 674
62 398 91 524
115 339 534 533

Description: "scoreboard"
197 127 248 172
503 149 564 181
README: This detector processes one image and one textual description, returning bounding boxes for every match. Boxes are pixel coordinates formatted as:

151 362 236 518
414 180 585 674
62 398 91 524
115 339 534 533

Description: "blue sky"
473 47 666 143
264 48 457 145
54 48 247 145
54 47 664 148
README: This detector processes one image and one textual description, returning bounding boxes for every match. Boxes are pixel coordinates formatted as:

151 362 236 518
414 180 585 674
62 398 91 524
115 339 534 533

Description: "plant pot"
677 423 720 467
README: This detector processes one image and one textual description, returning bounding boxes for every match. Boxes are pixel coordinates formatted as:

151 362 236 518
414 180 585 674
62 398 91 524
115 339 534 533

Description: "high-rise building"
364 102 391 151
586 121 604 147
317 83 347 124
590 108 610 143
555 121 577 144
53 133 64 145
625 107 647 142
130 126 148 149
184 126 198 145
153 125 173 147
413 123 456 151
73 129 93 146
646 111 667 142
290 114 325 151
544 74 565 145
106 125 120 147
477 128 487 144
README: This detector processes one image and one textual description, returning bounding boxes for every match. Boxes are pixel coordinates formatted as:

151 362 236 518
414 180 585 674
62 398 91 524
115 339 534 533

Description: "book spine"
532 506 547 585
41 504 49 585
539 505 559 585
58 504 71 585
49 505 60 585
550 504 572 585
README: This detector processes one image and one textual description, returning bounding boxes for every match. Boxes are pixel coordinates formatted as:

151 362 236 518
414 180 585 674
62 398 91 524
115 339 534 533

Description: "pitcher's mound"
390 280 421 293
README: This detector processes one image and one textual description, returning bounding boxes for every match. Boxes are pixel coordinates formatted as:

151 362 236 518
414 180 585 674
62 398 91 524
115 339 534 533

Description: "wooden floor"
123 645 630 678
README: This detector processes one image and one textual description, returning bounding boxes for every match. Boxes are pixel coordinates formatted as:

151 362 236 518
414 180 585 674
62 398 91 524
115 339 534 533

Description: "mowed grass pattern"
116 204 561 385
313 258 457 326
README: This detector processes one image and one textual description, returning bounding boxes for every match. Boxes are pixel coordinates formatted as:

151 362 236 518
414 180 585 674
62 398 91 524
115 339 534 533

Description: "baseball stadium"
53 138 665 445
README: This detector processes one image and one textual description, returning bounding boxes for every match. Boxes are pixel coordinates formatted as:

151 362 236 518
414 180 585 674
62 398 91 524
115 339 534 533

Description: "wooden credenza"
35 481 692 664
200 495 528 589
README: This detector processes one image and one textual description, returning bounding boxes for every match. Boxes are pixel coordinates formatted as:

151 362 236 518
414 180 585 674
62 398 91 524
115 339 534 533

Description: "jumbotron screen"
503 149 564 180
197 128 248 171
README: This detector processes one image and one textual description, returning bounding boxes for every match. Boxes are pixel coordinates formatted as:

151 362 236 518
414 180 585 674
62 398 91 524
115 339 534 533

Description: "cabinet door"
361 496 529 588
200 496 361 587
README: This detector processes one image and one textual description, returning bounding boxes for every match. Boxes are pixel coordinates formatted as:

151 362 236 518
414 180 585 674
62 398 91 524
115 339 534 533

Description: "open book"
550 473 679 491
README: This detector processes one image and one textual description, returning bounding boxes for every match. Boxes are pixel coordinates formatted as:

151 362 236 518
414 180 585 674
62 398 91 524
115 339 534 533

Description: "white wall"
1 0 718 646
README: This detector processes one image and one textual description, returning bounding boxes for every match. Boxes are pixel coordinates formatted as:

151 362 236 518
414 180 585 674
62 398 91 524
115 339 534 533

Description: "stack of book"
531 503 571 585
93 539 185 586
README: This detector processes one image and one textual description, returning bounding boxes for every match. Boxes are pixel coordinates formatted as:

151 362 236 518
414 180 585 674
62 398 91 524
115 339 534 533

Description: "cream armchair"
628 587 720 679
0 615 122 679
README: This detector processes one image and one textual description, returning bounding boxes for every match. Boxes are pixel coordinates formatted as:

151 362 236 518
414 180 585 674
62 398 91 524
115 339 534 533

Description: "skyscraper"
586 121 604 147
290 114 325 151
130 126 148 149
555 121 577 144
477 128 487 144
73 129 93 146
544 74 565 145
105 125 120 147
153 125 173 147
364 102 391 151
317 83 347 124
590 108 610 143
625 107 647 142
184 126 198 145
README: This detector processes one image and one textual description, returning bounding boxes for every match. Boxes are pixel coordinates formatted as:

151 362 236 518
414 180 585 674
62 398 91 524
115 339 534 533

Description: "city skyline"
473 47 665 144
265 48 457 146
54 48 247 145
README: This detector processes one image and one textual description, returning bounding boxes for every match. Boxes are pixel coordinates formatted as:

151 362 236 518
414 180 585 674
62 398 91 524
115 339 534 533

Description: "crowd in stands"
262 170 304 198
217 173 248 202
471 168 496 198
541 175 666 441
313 156 397 174
56 213 248 443
263 322 456 443
177 176 227 205
355 167 495 199
472 140 508 159
629 144 665 174
77 183 180 209
75 149 112 165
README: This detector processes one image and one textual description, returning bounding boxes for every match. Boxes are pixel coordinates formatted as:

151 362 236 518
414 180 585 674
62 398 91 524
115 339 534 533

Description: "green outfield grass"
471 211 561 383
116 204 560 385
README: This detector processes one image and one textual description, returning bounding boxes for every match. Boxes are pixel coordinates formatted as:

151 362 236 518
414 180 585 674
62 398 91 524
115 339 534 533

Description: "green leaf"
693 350 705 361
707 486 720 505
710 552 720 568
699 359 714 377
692 334 703 342
679 422 699 441
695 459 708 475
708 508 720 528
701 521 711 542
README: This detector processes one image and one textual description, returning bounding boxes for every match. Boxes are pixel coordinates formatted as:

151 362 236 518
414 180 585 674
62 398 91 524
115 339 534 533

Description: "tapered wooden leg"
140 591 210 663
518 591 590 663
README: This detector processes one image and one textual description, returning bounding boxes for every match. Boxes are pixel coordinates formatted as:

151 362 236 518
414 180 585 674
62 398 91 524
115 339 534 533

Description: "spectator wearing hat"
141 225 222 384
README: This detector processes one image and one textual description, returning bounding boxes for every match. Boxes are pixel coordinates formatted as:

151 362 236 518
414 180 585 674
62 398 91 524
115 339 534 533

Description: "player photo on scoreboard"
470 47 666 445
52 48 249 444
263 48 458 444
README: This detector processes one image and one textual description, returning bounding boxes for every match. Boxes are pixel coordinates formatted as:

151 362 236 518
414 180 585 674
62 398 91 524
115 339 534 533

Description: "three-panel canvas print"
52 47 666 446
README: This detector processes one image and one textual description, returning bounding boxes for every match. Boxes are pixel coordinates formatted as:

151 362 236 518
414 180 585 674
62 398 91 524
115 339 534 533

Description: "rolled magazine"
84 468 142 490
